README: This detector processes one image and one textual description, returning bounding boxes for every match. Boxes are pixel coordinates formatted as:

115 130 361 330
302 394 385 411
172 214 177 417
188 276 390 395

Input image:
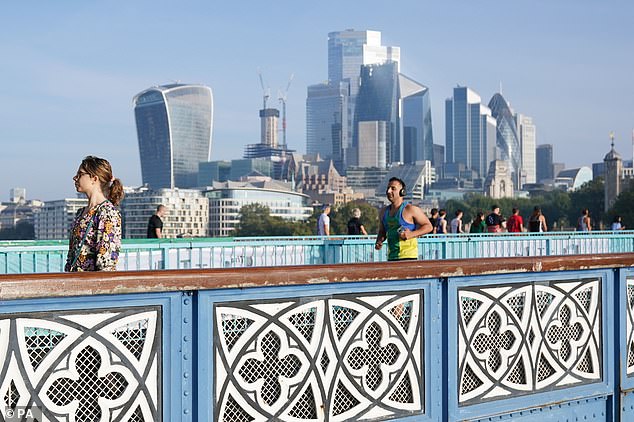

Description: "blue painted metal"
2 231 634 274
197 280 443 421
619 267 634 421
446 269 616 421
0 291 184 421
4 266 634 419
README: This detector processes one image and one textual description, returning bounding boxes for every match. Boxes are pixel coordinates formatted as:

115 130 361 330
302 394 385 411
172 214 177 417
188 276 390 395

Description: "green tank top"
384 203 418 261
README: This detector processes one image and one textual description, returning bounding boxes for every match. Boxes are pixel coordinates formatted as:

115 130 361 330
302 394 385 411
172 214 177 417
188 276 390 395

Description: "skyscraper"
307 29 400 170
353 62 399 166
134 84 213 189
517 114 536 185
401 74 434 165
445 87 496 181
536 144 554 182
488 93 521 188
306 82 349 169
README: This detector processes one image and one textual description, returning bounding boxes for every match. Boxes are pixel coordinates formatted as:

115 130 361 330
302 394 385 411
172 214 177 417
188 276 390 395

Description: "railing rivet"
184 372 189 378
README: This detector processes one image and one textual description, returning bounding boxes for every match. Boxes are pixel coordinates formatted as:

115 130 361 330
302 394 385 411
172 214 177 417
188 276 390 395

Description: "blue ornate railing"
0 254 633 420
1 231 633 274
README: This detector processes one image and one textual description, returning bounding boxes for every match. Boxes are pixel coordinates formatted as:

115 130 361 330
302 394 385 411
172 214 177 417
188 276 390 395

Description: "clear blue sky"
1 0 632 201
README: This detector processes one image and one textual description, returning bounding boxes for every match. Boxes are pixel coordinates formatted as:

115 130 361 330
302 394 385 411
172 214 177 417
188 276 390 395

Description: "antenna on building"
257 69 270 110
610 131 615 149
499 81 503 95
278 73 294 148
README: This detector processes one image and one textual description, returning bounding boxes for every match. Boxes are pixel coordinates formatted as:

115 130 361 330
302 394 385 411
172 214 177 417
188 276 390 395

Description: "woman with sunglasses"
65 156 124 271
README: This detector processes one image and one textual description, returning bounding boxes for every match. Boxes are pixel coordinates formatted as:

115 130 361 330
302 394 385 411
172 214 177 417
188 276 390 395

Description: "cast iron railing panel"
213 292 424 421
0 307 161 421
457 278 602 405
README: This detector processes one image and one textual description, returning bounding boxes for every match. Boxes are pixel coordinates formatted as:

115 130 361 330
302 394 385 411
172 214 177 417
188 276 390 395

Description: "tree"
234 203 314 237
609 184 634 229
330 201 379 235
568 178 605 229
0 221 35 240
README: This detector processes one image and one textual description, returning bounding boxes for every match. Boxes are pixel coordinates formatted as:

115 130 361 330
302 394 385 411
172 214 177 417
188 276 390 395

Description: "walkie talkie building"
134 84 213 189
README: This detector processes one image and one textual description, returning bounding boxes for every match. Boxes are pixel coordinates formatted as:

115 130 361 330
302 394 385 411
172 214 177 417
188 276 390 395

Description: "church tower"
604 132 622 211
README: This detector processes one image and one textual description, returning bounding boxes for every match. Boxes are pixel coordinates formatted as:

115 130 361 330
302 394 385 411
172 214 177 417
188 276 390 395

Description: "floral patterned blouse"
65 200 122 272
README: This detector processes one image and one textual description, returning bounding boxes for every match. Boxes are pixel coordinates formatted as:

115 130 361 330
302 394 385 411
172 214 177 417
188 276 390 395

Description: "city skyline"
1 1 632 201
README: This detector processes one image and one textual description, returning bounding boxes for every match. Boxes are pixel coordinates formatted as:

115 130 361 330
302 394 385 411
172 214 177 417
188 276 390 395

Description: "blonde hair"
352 208 361 218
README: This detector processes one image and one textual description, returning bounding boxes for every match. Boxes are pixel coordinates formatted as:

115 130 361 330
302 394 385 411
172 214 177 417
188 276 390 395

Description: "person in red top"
506 208 524 233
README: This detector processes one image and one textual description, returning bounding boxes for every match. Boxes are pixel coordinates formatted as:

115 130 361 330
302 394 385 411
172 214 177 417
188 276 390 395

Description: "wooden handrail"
0 253 633 300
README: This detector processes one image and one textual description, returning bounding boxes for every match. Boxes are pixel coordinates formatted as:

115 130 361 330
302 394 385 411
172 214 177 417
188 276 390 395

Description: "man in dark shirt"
485 205 505 233
147 205 167 238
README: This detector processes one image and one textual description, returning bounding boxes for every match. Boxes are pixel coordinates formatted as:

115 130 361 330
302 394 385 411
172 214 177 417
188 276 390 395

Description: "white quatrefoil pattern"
214 291 424 421
0 307 161 421
458 278 602 404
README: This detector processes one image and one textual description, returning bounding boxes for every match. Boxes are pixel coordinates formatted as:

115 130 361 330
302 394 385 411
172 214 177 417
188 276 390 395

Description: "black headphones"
386 177 406 197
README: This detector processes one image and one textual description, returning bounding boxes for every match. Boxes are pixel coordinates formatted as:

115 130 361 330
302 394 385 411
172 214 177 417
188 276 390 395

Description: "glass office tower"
517 114 536 185
489 93 521 188
400 74 434 165
353 62 399 166
536 144 554 182
134 84 213 189
306 82 349 172
306 29 400 171
445 86 496 180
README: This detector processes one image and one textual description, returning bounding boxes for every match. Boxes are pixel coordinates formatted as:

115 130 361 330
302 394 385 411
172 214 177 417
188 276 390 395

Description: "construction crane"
278 73 294 148
257 69 270 111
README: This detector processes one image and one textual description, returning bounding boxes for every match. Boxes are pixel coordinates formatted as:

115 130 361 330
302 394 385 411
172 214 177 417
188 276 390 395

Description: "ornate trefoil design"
0 307 161 421
458 278 602 404
626 277 634 376
214 291 424 421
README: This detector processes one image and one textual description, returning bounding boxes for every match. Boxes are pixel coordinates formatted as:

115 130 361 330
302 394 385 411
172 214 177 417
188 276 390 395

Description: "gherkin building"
488 93 521 188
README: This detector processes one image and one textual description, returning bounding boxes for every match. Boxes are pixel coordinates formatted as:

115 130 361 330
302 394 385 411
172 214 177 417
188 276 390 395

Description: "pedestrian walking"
65 156 123 272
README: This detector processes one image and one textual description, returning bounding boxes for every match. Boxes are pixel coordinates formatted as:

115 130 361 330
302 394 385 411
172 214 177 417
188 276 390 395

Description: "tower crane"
278 73 294 148
257 69 270 110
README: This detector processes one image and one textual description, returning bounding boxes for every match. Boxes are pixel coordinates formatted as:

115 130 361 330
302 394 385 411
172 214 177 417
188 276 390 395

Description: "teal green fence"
1 231 633 274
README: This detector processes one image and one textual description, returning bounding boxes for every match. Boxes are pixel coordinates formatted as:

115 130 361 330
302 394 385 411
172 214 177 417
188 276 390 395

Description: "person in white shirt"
317 204 331 236
450 209 464 234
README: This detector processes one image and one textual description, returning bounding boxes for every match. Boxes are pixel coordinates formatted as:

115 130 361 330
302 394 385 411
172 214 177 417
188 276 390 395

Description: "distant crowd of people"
423 205 549 235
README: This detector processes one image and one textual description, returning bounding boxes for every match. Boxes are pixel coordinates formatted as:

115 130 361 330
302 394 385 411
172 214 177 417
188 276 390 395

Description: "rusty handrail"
0 253 632 301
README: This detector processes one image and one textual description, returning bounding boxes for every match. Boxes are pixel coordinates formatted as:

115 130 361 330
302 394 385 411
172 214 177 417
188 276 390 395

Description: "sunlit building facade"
445 87 496 181
134 84 213 189
121 187 209 239
205 181 312 237
401 74 434 165
34 199 87 240
517 114 536 185
307 29 400 171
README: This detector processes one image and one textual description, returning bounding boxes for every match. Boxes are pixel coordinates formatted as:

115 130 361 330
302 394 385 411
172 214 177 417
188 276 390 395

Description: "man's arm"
375 207 387 250
402 205 433 239
155 227 163 238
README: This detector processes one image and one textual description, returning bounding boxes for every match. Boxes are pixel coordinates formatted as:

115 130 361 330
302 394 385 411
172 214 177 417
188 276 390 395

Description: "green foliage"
568 178 605 228
0 221 35 240
234 178 615 236
329 201 379 235
610 183 634 229
234 203 312 237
